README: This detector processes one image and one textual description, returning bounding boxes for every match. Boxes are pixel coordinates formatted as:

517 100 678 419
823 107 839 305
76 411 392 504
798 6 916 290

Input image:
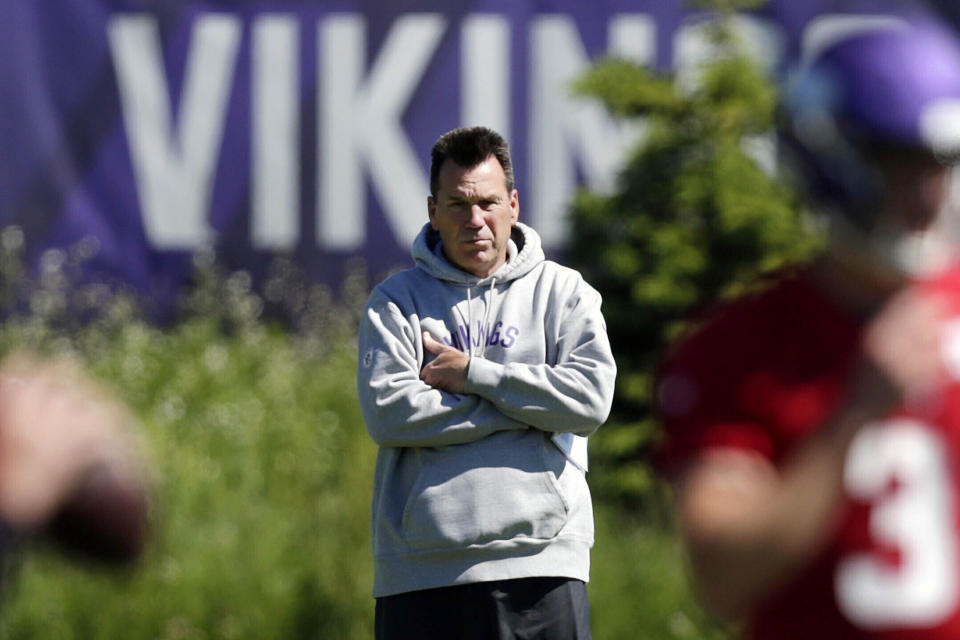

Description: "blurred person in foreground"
654 9 960 640
357 126 616 639
0 351 149 583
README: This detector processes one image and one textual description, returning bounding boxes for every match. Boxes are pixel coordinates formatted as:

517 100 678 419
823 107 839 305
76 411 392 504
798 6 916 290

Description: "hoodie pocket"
401 431 569 551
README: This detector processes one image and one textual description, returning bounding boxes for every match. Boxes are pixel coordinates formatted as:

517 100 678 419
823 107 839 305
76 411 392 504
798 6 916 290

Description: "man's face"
844 149 954 278
428 155 519 278
877 150 951 234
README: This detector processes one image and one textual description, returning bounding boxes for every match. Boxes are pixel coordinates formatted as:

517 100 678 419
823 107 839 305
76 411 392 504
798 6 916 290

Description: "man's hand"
420 332 469 394
0 352 146 535
856 287 948 412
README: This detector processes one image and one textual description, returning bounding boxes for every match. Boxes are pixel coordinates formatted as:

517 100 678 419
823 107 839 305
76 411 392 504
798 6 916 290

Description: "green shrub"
0 247 377 639
591 504 728 640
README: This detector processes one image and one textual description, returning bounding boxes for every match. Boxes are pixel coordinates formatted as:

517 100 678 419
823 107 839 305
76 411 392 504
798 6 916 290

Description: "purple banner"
0 0 922 308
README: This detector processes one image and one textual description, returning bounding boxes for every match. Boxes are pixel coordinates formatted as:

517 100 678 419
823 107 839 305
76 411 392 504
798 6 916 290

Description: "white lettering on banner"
109 14 240 249
109 12 786 252
462 15 511 144
318 14 445 251
610 14 658 64
837 420 959 628
529 15 654 247
252 15 299 250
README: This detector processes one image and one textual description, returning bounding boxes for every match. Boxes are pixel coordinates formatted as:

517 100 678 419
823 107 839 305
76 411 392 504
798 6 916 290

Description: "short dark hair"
429 126 515 197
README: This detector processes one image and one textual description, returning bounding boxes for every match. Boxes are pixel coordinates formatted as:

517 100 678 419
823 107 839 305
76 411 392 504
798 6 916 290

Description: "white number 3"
837 418 959 628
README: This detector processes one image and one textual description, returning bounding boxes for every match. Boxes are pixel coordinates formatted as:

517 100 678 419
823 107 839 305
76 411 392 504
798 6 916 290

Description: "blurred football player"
656 9 960 639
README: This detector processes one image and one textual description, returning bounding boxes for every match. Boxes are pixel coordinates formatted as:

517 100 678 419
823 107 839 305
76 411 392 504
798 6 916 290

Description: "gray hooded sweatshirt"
357 221 616 597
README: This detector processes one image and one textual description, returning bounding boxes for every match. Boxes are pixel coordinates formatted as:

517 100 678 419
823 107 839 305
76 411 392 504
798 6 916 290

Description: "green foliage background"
0 247 378 639
568 0 822 506
0 240 725 639
0 2 826 638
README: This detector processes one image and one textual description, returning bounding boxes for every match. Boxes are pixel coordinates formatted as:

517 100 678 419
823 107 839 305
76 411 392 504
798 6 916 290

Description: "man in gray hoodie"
357 126 616 639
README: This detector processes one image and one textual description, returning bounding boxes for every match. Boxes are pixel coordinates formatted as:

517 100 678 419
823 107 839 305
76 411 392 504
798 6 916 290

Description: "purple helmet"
782 11 960 223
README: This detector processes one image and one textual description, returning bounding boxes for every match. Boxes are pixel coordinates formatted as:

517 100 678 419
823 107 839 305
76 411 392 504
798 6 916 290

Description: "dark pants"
375 577 591 640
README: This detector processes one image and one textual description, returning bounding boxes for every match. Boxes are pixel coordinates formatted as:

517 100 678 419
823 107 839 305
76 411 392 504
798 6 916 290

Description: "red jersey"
656 265 960 640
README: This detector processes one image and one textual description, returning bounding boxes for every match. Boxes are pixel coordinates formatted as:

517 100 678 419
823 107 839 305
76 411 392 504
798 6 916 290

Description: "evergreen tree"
570 0 822 506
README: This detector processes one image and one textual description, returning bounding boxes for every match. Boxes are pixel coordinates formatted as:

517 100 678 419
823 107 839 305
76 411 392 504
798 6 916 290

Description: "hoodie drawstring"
454 278 498 359
466 287 474 357
453 286 474 357
478 278 497 359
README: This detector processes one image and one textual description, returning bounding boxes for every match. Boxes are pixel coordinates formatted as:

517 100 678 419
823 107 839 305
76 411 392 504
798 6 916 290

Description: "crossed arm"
423 325 616 436
358 291 615 447
358 301 528 447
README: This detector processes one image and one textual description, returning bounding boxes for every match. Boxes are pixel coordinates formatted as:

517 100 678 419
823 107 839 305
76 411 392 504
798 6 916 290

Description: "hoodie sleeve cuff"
464 357 504 399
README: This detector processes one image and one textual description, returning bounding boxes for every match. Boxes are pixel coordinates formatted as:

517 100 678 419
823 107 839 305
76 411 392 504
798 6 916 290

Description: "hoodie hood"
412 221 545 286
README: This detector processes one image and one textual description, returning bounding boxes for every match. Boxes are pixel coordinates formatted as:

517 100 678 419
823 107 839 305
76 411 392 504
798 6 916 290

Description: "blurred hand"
0 352 145 533
420 332 469 394
855 287 949 412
